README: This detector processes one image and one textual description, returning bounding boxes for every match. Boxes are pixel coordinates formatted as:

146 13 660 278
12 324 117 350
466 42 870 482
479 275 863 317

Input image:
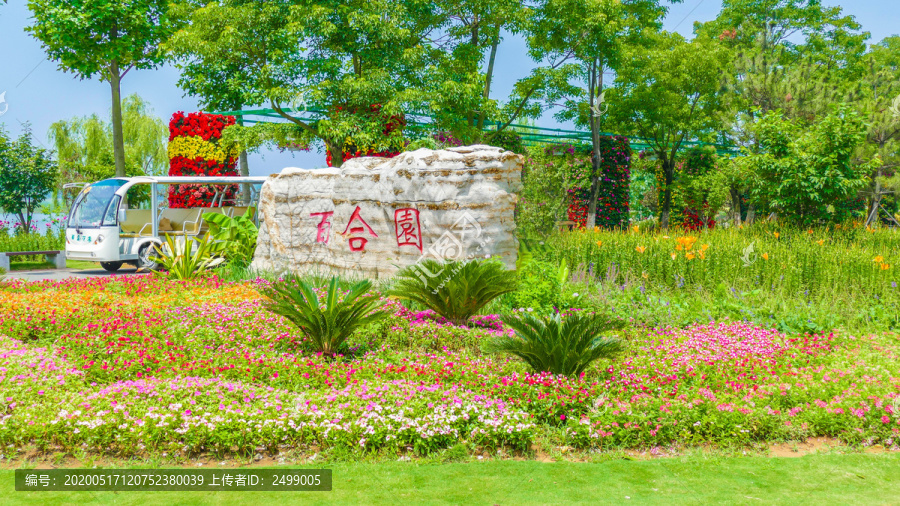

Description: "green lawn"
4 454 899 505
6 259 99 271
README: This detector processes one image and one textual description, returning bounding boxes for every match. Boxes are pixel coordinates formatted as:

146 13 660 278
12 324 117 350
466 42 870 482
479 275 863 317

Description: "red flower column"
565 136 632 229
167 111 238 208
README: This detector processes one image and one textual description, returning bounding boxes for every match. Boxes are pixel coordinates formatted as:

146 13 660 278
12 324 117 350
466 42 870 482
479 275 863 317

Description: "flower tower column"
167 111 238 208
567 136 632 229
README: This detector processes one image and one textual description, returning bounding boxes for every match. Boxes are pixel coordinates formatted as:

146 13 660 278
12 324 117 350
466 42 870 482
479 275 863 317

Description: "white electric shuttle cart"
65 176 268 271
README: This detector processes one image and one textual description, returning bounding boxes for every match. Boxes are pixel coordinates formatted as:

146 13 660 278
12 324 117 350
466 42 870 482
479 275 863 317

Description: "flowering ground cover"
1 275 899 461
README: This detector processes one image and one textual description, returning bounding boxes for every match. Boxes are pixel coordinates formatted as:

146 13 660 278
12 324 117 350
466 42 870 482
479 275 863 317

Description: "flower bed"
1 277 898 458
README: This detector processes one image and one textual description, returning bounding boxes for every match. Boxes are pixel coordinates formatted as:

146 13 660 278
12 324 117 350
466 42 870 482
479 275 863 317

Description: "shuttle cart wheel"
137 242 160 271
100 261 123 273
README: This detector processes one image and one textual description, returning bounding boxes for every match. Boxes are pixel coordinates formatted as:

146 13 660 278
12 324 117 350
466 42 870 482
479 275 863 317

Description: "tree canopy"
0 126 58 234
26 0 180 177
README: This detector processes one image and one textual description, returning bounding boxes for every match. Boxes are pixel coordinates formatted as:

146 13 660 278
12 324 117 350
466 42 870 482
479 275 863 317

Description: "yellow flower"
596 241 603 247
642 271 649 279
636 246 646 254
670 252 678 260
773 232 780 239
700 244 709 252
738 224 743 230
874 256 884 263
675 245 683 251
808 229 813 234
686 252 696 260
632 225 640 233
698 250 706 260
816 240 825 246
881 263 891 270
676 236 698 251
762 253 769 261
168 135 233 163
593 226 600 233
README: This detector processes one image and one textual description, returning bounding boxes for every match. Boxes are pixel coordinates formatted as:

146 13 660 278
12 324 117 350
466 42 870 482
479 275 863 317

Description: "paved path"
3 267 144 282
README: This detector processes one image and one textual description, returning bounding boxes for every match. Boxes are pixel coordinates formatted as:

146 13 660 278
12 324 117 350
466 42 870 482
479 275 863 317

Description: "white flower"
572 293 580 298
527 307 534 312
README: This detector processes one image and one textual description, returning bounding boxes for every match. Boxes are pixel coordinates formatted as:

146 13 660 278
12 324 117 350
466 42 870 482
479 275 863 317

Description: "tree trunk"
866 165 883 227
109 62 126 178
586 59 603 229
478 35 499 132
237 114 251 205
329 140 344 167
17 210 29 235
659 157 675 230
730 187 742 226
746 204 756 224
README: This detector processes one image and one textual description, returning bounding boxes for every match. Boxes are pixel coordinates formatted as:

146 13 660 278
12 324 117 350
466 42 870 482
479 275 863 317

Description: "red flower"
168 112 239 207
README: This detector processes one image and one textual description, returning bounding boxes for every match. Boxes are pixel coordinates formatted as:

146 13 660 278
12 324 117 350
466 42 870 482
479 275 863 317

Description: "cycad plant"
260 275 388 357
484 312 625 377
151 233 223 280
389 259 518 326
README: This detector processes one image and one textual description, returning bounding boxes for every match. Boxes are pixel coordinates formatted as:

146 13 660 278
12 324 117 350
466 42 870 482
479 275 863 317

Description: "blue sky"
0 1 897 176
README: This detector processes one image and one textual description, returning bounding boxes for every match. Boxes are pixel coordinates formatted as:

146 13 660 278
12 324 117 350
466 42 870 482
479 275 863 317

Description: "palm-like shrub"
151 233 223 280
484 312 625 377
260 275 388 357
389 259 518 326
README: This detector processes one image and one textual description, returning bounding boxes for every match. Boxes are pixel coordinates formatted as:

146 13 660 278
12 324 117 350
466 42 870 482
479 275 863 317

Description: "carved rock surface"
252 145 522 278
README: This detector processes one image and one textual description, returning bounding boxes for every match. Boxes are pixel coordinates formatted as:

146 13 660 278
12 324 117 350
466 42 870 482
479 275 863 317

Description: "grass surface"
3 454 899 505
7 260 98 271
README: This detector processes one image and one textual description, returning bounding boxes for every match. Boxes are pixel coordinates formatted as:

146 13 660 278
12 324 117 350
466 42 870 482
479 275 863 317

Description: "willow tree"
26 0 180 177
48 94 167 203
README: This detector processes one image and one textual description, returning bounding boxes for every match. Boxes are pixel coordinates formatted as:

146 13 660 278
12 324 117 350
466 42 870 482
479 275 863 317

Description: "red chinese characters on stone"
310 211 334 244
342 206 378 252
394 208 422 252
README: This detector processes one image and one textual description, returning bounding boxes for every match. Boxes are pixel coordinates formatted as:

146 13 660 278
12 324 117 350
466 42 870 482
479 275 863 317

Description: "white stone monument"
251 145 522 279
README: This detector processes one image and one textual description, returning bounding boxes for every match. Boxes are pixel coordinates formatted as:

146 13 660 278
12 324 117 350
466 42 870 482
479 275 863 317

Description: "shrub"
261 275 389 357
151 233 223 279
484 311 624 377
203 209 258 267
500 257 584 315
389 259 517 326
747 106 875 225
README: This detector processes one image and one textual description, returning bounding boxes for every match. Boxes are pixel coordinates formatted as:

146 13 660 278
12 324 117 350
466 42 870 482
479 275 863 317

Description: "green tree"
26 0 180 177
0 127 58 234
48 94 167 201
168 0 437 167
677 147 730 228
607 34 729 229
424 0 540 144
699 1 869 147
848 37 900 225
746 106 875 225
527 0 670 229
166 0 271 180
